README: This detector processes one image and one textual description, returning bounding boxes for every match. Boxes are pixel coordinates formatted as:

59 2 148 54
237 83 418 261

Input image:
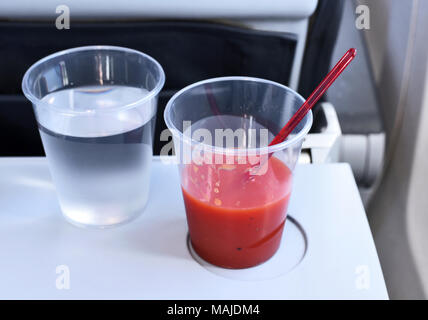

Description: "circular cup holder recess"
187 215 307 281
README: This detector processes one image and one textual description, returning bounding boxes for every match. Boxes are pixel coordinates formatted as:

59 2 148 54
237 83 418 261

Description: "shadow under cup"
164 77 312 269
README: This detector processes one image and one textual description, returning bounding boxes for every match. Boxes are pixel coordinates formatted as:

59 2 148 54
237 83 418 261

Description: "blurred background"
0 0 427 299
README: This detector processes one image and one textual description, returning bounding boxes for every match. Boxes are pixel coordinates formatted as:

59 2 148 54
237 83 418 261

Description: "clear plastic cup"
22 46 165 228
164 76 312 269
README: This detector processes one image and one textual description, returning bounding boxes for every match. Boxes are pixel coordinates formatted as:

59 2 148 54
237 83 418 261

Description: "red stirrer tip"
269 48 357 147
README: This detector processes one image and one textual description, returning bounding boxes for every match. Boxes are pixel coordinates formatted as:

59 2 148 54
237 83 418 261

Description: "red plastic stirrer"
245 48 356 180
269 48 357 147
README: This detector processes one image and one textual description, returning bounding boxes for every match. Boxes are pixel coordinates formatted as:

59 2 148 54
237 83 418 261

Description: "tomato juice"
182 156 292 269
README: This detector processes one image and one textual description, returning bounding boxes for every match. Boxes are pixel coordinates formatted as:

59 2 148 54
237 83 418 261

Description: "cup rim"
21 45 165 116
164 76 313 155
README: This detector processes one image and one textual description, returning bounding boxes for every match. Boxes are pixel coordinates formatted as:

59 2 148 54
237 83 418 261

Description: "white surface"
0 157 388 299
0 0 318 19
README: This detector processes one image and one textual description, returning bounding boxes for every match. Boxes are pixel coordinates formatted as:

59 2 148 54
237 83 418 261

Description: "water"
38 86 155 227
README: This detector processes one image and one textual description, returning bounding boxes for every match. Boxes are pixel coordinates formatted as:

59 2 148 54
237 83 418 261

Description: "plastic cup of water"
22 46 165 227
